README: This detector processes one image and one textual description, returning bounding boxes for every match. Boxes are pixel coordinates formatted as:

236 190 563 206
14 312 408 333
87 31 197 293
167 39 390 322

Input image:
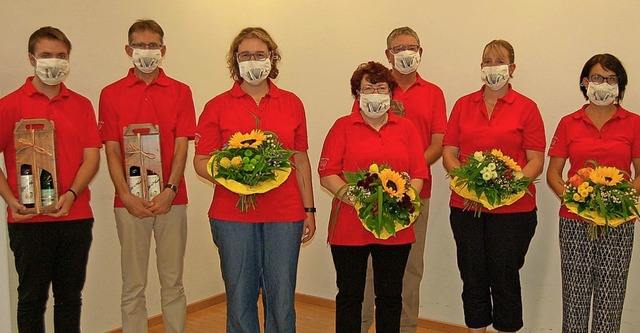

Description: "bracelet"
304 207 316 213
66 188 77 201
165 183 178 193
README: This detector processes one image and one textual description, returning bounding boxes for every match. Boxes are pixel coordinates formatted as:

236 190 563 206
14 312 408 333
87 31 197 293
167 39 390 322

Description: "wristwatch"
165 183 178 193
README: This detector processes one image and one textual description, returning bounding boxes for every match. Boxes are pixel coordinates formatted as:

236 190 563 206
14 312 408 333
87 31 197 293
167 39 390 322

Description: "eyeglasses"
129 43 163 50
237 51 271 62
389 45 420 54
361 85 390 94
589 74 618 85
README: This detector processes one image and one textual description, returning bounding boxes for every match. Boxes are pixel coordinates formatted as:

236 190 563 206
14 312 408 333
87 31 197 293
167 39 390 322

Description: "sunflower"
379 168 407 198
498 155 522 172
228 129 267 149
490 149 504 158
589 166 624 186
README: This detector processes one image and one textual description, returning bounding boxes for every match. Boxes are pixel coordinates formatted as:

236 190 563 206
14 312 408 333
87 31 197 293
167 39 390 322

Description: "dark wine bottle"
40 169 55 207
19 164 35 208
129 166 143 198
147 170 160 200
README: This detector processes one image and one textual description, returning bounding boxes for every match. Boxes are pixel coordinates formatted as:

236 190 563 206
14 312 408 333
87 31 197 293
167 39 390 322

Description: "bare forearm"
105 141 129 196
167 137 188 186
424 134 444 165
193 154 215 183
68 148 100 194
294 152 314 208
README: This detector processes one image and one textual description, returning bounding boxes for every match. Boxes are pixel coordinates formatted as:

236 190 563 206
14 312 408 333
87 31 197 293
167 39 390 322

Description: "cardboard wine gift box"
14 119 59 214
123 123 163 201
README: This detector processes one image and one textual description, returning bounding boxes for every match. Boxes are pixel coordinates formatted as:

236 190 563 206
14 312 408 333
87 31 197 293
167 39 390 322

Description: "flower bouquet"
449 149 531 215
334 163 422 240
207 129 294 211
562 161 639 239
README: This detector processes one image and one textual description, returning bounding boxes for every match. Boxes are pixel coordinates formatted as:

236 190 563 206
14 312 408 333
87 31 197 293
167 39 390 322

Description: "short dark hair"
579 53 628 101
128 19 164 44
350 61 397 98
28 26 71 54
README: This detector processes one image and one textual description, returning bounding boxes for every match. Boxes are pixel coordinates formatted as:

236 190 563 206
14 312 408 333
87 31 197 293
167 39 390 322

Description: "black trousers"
331 243 411 333
8 219 94 333
450 208 536 332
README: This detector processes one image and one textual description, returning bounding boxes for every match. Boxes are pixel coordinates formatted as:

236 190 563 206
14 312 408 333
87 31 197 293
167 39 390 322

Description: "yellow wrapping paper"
564 202 638 227
207 155 291 195
449 177 525 210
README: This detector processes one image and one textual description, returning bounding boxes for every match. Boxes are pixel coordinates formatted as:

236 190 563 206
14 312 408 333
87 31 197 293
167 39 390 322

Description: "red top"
99 68 196 207
548 104 640 219
318 101 429 245
0 77 102 223
392 73 447 198
195 81 308 223
443 85 546 213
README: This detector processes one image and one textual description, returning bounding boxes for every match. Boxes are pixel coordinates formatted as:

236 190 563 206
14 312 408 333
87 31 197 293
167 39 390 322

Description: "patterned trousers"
559 217 635 333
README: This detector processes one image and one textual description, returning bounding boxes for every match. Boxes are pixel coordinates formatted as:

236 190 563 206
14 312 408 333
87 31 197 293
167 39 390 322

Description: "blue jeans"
210 219 304 333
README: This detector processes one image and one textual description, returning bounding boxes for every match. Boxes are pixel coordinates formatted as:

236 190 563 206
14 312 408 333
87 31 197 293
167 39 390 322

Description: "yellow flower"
589 166 623 186
219 157 231 168
379 168 407 198
407 188 416 200
369 163 379 174
572 192 583 202
228 129 267 149
498 154 522 172
231 156 243 167
491 149 504 158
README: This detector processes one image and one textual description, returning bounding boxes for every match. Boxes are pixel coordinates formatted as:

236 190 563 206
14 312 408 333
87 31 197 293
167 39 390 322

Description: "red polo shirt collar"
123 68 171 87
472 84 517 105
571 103 630 121
230 79 282 99
21 76 71 99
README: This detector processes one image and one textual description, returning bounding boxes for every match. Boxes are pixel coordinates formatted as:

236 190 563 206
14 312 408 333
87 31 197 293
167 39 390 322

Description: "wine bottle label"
147 175 161 200
20 175 35 205
129 175 143 198
41 189 55 206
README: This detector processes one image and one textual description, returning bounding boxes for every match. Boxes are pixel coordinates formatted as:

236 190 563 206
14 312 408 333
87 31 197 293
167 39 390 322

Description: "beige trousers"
115 205 188 333
361 199 429 333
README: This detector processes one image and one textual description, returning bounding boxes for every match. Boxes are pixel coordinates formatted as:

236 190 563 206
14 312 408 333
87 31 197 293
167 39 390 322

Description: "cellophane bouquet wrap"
449 149 531 214
333 163 422 240
562 161 639 239
207 129 293 211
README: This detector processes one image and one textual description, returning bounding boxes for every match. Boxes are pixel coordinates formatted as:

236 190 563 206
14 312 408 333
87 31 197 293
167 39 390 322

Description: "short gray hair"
386 27 420 49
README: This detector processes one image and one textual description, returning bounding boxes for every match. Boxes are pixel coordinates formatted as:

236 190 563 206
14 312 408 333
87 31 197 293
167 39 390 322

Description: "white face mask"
359 93 391 119
586 82 618 106
131 49 163 73
393 50 421 74
239 59 271 85
481 64 510 91
34 58 69 85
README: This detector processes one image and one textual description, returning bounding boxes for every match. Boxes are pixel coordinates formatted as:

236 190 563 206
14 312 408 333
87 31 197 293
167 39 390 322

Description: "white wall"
1 1 640 332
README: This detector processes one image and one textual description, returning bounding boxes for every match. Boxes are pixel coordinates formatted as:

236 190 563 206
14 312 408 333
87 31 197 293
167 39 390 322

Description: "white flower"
487 162 496 171
482 172 492 181
473 151 485 162
515 172 524 180
491 171 498 179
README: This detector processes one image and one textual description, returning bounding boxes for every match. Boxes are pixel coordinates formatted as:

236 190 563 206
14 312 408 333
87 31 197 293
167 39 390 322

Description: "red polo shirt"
0 77 102 223
318 101 429 245
392 73 447 198
443 85 546 213
195 80 308 223
548 104 640 219
99 68 196 207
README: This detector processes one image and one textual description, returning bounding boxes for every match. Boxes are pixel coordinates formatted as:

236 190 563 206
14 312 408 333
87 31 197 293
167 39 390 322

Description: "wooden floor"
148 297 450 333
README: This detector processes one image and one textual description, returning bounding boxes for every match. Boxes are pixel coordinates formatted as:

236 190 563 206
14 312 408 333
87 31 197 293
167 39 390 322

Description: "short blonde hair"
128 19 164 44
227 27 281 81
483 39 515 64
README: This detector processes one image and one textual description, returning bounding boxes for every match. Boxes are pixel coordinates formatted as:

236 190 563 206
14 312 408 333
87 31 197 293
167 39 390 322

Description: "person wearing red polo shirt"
360 26 447 333
319 61 429 333
442 40 545 333
193 27 316 332
0 26 100 333
547 53 640 333
99 19 196 333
